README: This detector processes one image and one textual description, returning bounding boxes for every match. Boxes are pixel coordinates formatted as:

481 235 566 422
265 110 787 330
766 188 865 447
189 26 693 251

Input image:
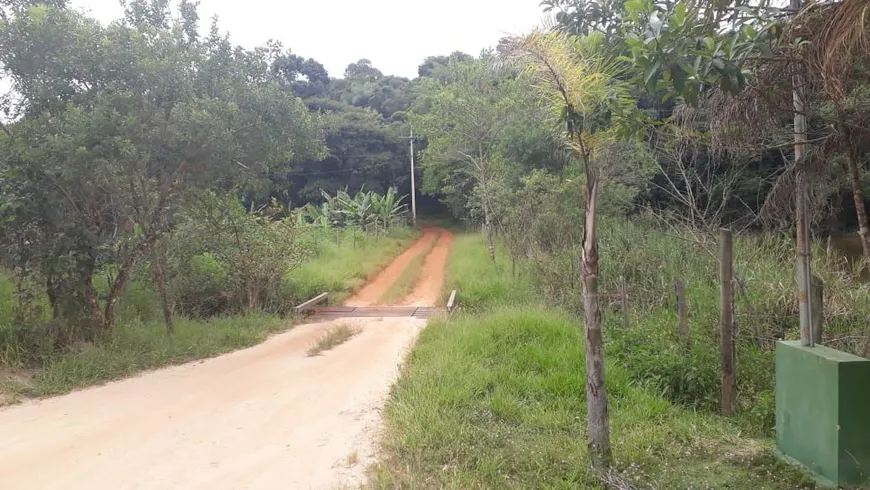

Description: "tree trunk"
484 204 495 263
84 276 105 339
104 234 159 333
46 276 59 319
581 179 611 469
152 246 174 335
719 228 736 415
843 136 870 259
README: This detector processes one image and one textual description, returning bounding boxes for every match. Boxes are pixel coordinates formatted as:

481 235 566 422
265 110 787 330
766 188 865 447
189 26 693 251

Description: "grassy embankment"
0 227 417 401
371 231 816 488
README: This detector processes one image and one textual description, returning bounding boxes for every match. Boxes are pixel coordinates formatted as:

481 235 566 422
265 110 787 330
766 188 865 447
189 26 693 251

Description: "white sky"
70 0 547 79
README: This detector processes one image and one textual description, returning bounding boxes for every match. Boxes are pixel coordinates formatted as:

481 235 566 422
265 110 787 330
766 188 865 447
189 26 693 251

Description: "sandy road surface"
402 230 454 307
0 227 453 490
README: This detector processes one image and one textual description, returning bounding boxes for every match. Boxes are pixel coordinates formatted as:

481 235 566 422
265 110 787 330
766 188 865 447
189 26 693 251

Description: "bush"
167 193 309 315
173 253 230 317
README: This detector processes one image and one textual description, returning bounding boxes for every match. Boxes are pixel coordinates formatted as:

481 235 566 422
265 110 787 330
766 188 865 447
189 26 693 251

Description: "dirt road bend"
0 227 454 490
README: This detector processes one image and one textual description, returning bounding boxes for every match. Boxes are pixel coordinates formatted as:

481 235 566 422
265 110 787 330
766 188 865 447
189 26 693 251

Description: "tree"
272 51 331 98
344 59 382 81
505 30 634 469
413 57 518 261
0 0 324 338
417 51 474 79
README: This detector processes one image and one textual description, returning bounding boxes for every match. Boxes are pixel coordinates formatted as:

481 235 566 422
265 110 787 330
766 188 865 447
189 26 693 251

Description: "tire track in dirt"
401 229 455 307
344 227 440 307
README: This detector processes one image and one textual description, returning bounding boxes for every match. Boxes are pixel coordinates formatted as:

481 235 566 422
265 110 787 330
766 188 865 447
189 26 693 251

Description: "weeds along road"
0 227 455 490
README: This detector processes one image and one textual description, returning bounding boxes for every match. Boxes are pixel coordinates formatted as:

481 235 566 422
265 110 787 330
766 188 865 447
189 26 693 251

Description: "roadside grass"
307 323 359 356
288 227 418 305
371 232 815 488
370 307 813 489
379 233 439 303
3 313 285 398
442 233 533 309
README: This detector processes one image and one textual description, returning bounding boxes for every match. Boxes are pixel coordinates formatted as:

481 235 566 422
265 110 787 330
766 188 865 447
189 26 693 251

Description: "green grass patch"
443 233 533 309
370 307 814 489
2 313 287 398
307 323 360 356
379 235 438 303
287 227 419 304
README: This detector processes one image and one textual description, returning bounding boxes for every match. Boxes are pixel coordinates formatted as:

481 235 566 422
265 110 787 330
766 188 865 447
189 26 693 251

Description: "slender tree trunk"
839 122 870 258
484 204 495 263
46 276 59 319
719 228 736 415
581 179 611 469
85 276 105 338
152 246 174 335
104 234 159 333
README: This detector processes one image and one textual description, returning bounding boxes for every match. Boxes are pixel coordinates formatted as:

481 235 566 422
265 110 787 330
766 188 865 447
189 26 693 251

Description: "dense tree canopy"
4 0 870 346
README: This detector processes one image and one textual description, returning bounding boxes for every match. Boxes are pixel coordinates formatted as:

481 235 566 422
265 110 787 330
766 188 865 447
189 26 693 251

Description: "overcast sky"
69 0 547 79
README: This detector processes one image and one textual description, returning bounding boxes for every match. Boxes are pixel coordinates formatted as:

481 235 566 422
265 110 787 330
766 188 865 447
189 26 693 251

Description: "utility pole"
408 126 417 226
792 0 815 347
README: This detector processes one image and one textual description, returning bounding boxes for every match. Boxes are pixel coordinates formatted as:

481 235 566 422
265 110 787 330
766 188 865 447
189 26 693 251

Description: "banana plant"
299 187 407 233
371 187 408 231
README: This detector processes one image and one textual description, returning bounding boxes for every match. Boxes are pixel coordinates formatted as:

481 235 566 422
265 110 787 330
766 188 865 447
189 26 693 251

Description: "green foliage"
544 0 783 104
0 0 325 338
169 192 308 314
413 57 558 221
299 187 408 232
290 99 409 205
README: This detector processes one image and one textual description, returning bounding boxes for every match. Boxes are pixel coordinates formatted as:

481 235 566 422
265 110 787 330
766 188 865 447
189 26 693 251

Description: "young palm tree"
504 30 632 469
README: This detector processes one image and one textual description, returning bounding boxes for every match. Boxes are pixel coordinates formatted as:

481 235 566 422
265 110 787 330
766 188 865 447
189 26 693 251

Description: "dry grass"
307 324 360 357
345 451 360 467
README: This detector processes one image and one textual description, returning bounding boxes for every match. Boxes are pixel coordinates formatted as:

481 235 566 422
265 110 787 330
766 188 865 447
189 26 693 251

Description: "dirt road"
345 227 441 306
0 227 454 490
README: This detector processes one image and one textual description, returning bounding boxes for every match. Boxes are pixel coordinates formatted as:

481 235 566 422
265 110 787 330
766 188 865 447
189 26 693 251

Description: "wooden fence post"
812 274 824 345
675 279 688 347
720 228 736 416
621 276 629 329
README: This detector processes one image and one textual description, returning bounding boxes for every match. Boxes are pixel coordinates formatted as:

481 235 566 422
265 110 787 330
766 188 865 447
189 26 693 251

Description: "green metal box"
776 341 870 486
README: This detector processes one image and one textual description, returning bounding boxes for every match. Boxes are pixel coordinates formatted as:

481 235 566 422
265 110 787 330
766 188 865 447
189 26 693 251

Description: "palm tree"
504 30 632 469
